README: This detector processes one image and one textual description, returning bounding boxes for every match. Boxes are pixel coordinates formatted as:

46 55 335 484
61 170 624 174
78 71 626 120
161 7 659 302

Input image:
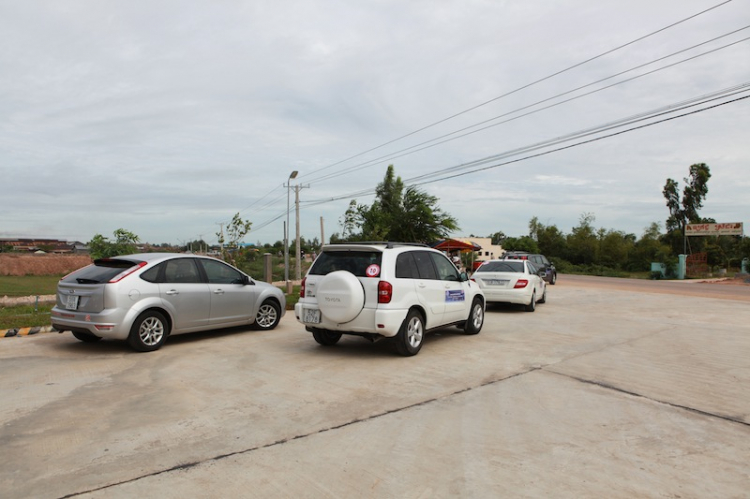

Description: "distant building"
0 238 89 254
454 237 505 267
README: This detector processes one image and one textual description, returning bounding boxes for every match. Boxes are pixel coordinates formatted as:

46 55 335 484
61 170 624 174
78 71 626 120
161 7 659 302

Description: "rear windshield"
61 258 141 284
309 251 382 277
475 261 524 273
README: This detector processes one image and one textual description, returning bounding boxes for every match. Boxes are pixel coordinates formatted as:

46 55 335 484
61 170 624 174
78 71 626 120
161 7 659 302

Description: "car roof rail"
327 241 430 249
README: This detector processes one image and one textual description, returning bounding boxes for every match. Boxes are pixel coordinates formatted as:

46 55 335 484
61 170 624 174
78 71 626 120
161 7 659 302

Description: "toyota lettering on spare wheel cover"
294 242 485 356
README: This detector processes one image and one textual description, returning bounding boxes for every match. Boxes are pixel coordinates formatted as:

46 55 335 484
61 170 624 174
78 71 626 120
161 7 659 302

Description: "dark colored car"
502 252 557 285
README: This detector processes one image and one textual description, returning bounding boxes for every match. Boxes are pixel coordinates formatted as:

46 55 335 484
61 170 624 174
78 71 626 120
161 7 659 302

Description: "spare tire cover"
316 271 365 323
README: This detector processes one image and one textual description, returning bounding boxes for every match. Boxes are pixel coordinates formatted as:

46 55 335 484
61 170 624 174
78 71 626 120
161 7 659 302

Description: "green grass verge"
0 303 53 330
0 275 62 297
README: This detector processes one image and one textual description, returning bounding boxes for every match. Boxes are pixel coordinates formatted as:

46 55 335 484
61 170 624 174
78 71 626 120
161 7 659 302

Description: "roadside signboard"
685 222 743 236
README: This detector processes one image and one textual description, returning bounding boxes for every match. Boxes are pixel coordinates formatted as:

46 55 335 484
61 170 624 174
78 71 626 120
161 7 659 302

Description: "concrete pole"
295 185 302 280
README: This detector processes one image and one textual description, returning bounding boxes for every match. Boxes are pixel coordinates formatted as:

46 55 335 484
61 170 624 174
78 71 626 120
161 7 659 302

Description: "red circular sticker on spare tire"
366 264 380 277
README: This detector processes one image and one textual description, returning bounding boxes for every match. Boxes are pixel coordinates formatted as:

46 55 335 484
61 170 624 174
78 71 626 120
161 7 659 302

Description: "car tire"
72 331 101 343
539 287 547 304
395 309 424 356
525 292 536 312
253 300 281 330
128 310 169 352
550 272 557 285
316 271 365 323
312 328 342 346
464 298 484 335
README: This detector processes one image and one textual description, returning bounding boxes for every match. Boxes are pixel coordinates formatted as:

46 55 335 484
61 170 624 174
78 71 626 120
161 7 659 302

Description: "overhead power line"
300 86 750 207
305 30 750 185
296 0 735 184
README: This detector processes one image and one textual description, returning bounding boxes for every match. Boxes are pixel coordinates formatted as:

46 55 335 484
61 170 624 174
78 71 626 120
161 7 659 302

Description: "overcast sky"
2 0 748 247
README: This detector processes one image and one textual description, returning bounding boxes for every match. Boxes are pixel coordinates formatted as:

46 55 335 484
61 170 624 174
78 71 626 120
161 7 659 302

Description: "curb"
1 325 58 338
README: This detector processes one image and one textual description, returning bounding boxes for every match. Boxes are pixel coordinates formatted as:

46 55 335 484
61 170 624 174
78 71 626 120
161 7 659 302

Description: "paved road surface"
1 276 748 498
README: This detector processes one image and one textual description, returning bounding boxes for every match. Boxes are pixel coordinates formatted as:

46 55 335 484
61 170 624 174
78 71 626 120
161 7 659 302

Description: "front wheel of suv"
464 298 484 335
395 309 424 356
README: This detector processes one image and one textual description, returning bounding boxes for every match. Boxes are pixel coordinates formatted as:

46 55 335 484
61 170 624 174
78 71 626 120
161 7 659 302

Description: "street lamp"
285 170 298 290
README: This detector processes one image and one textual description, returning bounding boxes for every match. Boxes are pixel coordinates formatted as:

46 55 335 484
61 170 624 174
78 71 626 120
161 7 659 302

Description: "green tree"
502 236 539 253
88 229 140 259
566 213 598 265
663 163 711 252
217 213 252 265
529 217 567 258
340 165 458 243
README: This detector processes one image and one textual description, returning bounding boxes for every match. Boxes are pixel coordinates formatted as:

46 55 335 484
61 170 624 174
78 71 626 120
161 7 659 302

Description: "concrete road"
1 277 748 498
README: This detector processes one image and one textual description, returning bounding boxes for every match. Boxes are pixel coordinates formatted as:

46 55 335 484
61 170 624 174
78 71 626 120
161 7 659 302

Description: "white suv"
294 242 485 356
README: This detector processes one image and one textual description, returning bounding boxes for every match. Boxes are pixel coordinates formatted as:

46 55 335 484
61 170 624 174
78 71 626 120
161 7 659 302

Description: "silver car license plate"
486 279 509 286
303 308 321 324
65 295 79 310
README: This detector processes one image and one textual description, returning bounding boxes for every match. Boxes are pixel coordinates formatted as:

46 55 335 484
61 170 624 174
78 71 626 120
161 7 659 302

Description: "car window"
61 258 142 284
310 251 382 277
395 252 419 279
199 259 244 284
164 258 202 284
527 262 538 274
140 264 162 283
541 256 550 266
412 251 438 280
430 253 460 281
476 261 524 273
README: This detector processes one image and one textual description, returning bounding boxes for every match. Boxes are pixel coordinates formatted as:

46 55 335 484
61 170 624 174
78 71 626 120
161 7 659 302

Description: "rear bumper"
50 307 131 340
295 302 406 337
481 288 532 305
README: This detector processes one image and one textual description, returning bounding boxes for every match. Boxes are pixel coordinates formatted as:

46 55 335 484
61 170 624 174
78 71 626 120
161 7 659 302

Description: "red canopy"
432 239 482 252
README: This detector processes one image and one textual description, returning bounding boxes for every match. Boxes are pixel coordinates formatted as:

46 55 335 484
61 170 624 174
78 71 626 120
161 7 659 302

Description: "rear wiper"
75 278 100 284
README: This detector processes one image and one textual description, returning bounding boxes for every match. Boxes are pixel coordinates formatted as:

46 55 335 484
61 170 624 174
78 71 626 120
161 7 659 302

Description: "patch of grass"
283 285 301 310
0 275 62 297
0 303 53 329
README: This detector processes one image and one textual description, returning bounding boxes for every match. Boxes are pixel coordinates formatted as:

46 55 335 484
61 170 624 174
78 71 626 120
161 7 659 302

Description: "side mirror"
459 271 469 282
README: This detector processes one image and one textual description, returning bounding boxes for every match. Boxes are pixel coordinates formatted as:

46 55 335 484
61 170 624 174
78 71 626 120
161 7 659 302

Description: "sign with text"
685 222 743 236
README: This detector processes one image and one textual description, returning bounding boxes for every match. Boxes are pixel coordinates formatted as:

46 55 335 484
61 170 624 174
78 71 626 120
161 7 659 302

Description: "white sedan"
471 259 546 311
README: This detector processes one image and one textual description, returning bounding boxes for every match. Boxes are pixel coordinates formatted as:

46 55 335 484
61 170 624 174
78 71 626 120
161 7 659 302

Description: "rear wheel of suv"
395 309 424 356
128 310 169 352
312 328 342 346
72 331 102 343
464 298 484 335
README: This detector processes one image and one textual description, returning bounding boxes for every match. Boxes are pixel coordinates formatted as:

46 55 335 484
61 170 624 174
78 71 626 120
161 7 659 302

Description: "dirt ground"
0 254 91 276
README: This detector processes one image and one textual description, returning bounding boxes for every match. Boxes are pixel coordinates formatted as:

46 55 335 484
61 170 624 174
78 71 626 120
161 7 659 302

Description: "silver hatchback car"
51 253 286 351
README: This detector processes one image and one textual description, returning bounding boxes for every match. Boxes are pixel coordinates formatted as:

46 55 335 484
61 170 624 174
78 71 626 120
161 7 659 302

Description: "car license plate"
303 308 321 324
65 295 79 310
485 279 509 286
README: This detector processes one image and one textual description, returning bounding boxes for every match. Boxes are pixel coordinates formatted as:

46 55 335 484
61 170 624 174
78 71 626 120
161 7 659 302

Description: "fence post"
263 253 273 283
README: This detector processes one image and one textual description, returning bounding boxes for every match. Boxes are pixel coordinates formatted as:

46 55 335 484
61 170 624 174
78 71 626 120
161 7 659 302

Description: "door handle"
166 290 179 296
213 289 225 295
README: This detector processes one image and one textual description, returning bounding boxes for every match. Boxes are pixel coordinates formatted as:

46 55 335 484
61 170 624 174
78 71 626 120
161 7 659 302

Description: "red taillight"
514 279 529 289
108 262 148 283
378 281 392 304
300 277 306 298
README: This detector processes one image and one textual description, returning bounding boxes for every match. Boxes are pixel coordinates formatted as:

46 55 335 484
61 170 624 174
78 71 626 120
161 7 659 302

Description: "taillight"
109 262 148 283
514 279 529 289
300 277 306 298
378 281 392 303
